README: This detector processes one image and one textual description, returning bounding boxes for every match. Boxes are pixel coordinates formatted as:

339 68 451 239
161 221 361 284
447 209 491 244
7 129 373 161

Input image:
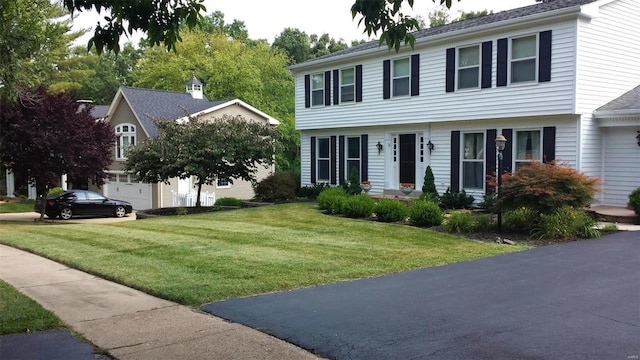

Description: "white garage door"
103 173 152 210
603 127 640 206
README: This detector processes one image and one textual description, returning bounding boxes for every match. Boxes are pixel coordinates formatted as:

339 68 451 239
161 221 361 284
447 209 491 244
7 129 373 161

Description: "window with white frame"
317 137 330 182
393 58 410 96
515 130 541 169
216 178 230 188
511 35 537 83
458 45 480 89
115 124 136 160
311 73 324 106
346 136 360 181
341 68 355 103
462 132 484 189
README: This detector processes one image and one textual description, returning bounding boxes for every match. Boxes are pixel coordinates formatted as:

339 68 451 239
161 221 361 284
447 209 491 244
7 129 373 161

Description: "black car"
36 190 133 220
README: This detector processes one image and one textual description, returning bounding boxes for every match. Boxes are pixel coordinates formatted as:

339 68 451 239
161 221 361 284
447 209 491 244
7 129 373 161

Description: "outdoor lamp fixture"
495 134 507 232
376 141 383 155
427 140 435 155
636 131 640 147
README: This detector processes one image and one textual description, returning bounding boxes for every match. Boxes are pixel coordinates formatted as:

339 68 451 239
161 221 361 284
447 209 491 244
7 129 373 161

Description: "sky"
72 0 538 46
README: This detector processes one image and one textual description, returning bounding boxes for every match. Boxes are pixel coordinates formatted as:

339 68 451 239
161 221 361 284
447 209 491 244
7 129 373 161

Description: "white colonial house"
289 0 640 207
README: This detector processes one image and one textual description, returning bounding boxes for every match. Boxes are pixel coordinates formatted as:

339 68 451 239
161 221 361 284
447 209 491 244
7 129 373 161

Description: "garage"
103 173 152 210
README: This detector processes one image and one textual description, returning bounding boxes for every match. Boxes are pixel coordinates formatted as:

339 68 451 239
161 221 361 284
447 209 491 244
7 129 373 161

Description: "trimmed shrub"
409 200 444 227
375 199 408 222
629 187 640 215
253 173 296 202
494 161 601 214
317 187 347 215
440 188 475 210
215 197 243 206
297 183 330 199
442 211 475 233
530 206 600 240
47 187 64 196
342 194 376 218
341 167 362 196
502 207 539 232
421 166 439 200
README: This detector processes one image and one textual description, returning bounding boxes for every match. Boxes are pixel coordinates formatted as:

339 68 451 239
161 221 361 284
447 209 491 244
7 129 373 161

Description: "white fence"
171 191 216 207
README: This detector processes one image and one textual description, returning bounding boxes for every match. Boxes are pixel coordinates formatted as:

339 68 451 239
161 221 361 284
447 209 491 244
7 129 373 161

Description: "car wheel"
114 206 126 218
59 207 73 220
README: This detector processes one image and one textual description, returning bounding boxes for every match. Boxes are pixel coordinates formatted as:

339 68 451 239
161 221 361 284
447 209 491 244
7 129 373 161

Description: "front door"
399 134 416 186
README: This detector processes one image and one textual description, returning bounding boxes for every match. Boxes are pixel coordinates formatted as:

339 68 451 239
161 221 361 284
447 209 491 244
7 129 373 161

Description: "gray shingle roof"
596 85 640 111
299 0 599 65
91 105 110 120
120 87 226 138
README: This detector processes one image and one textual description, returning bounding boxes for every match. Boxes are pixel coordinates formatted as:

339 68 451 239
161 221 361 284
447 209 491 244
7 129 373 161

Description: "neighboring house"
95 77 280 210
289 0 639 207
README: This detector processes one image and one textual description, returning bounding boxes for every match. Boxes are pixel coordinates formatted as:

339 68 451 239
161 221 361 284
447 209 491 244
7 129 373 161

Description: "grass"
0 203 530 306
0 200 35 213
0 280 64 335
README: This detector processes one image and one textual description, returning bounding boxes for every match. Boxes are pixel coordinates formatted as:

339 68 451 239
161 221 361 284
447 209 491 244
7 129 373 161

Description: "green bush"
317 187 347 215
375 199 408 222
297 183 330 199
409 200 443 227
442 211 475 233
440 188 475 210
215 197 243 207
628 187 640 215
175 207 188 215
341 168 362 196
530 207 600 240
502 207 539 232
47 187 64 196
421 166 439 200
253 173 296 202
473 214 495 231
419 191 440 204
342 194 376 218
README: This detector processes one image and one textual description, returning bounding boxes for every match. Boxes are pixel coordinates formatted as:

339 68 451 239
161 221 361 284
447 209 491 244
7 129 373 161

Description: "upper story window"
340 68 355 103
316 137 330 182
515 130 541 169
511 35 537 83
462 132 484 189
311 73 324 106
458 45 480 89
393 58 410 96
115 124 136 160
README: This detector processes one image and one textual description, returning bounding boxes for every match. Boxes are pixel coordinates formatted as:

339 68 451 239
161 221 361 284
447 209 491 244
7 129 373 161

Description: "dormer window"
115 124 136 160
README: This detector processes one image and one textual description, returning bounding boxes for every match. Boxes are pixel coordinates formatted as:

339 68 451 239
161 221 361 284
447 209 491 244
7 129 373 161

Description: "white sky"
72 0 537 46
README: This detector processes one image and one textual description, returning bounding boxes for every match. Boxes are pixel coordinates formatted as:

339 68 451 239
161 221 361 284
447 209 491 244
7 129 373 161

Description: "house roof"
118 87 226 138
289 0 601 70
596 85 640 112
186 75 203 86
91 105 110 120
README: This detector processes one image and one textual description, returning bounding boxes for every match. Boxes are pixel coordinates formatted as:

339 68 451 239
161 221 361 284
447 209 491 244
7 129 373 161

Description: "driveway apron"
203 232 640 359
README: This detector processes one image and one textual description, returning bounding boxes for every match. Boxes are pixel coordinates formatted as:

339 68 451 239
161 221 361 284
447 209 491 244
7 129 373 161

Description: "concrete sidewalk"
0 244 319 360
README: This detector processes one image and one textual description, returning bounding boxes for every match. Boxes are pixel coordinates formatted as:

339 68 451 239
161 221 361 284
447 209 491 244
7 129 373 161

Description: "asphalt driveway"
203 231 640 359
0 211 136 224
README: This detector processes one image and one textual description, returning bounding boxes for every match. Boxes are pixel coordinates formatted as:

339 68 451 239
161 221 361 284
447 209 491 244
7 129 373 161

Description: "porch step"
588 206 639 225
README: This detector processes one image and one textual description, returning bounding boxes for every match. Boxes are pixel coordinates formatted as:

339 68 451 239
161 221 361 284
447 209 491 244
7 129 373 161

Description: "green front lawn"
0 200 35 213
0 203 530 306
0 280 64 335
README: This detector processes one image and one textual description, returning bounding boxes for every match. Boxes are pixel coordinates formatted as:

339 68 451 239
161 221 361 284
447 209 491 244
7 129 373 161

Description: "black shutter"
310 136 316 183
497 38 508 87
451 131 460 192
383 60 391 99
543 127 556 163
411 54 420 96
502 129 512 174
481 41 492 89
355 65 363 102
539 30 552 82
338 136 345 184
333 70 339 105
361 134 368 181
446 48 455 93
330 136 337 185
304 75 310 108
324 71 331 106
486 129 497 194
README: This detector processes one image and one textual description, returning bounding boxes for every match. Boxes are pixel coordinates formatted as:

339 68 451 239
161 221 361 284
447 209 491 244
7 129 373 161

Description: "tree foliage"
63 0 206 54
0 87 114 218
493 161 602 214
272 28 351 65
125 116 280 207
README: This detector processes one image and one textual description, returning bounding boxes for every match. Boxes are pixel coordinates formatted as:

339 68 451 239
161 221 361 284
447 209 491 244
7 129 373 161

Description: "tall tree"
125 116 280 207
196 11 248 40
0 87 114 219
272 28 312 64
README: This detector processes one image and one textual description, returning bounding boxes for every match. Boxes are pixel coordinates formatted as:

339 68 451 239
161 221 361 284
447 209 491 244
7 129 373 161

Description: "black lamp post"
495 134 507 232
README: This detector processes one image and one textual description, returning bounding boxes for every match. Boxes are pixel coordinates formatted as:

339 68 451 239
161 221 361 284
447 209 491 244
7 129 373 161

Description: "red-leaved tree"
0 87 114 219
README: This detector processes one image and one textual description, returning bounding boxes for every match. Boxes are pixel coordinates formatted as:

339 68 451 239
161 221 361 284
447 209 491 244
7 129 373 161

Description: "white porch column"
28 183 37 199
5 169 15 198
61 174 68 190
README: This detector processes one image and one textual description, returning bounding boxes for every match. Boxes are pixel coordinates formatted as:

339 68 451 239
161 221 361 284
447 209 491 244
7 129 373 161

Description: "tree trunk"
195 181 203 208
36 181 47 221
